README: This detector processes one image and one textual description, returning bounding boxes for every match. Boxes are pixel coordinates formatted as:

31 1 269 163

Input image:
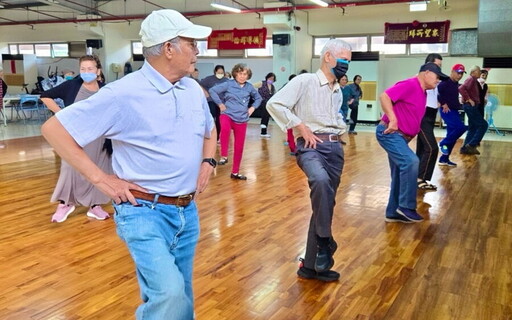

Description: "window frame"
313 34 449 57
246 39 273 57
8 42 70 57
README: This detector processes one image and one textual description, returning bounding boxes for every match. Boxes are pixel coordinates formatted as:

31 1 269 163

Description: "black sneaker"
297 266 340 282
468 145 480 155
315 247 334 272
230 173 247 180
397 207 424 222
461 145 480 155
329 238 338 255
460 146 470 155
385 214 414 223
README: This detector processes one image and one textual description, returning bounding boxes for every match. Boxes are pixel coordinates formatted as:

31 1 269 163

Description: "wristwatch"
202 158 217 168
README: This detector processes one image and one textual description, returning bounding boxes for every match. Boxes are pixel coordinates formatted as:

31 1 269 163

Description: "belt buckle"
176 194 193 207
328 134 339 142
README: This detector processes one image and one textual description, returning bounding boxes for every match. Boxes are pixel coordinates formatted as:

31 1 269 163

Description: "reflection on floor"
1 119 511 142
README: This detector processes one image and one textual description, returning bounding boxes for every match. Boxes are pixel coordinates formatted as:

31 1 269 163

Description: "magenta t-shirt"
381 77 427 136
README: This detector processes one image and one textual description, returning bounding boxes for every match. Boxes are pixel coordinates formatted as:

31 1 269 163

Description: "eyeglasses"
180 37 198 49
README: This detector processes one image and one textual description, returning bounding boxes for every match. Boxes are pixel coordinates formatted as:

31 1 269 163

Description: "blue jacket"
209 79 262 123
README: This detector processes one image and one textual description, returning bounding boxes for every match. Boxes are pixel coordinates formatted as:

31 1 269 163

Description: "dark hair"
339 74 348 81
214 65 225 73
79 55 102 69
425 53 443 64
480 69 488 75
265 72 276 81
232 63 252 80
299 69 308 74
288 74 297 81
353 75 362 82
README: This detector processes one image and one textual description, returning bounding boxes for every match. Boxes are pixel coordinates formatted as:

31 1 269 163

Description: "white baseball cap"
139 9 212 48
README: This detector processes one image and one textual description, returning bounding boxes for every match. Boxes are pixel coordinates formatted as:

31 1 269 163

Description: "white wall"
2 0 511 128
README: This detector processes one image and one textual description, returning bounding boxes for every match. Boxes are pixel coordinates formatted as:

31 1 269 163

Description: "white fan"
485 94 505 136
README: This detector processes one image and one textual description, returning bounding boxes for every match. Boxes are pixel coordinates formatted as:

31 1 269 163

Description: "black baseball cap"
419 62 449 80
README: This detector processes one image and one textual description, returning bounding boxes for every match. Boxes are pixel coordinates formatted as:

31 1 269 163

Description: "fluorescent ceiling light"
211 2 242 13
409 1 428 11
309 0 329 7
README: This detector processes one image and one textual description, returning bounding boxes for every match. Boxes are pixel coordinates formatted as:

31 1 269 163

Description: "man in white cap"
42 9 216 320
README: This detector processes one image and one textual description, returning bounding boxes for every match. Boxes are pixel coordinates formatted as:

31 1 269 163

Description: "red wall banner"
208 28 267 50
384 20 450 44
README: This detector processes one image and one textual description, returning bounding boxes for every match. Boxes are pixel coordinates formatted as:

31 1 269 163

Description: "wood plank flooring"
0 125 511 320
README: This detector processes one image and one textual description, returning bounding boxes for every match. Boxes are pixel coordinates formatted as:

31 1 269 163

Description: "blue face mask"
65 75 74 80
331 58 350 80
80 72 97 83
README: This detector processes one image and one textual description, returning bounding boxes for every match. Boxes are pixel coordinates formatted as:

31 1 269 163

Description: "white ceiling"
0 0 472 26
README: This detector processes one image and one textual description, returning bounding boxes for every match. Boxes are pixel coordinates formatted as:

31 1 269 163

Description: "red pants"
220 114 247 174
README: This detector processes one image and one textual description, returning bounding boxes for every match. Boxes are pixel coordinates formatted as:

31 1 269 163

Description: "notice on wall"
384 20 450 44
208 28 267 50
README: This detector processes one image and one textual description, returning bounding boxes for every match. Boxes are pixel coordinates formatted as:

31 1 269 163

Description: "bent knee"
405 156 420 168
154 283 188 303
308 173 330 187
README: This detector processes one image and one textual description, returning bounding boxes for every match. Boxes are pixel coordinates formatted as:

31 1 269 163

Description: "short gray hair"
470 65 481 74
142 37 181 59
320 39 352 60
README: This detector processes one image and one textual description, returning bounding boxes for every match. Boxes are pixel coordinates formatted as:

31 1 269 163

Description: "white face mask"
215 73 224 79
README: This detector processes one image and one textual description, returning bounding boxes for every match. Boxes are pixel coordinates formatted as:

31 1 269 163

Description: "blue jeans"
463 103 488 146
376 124 419 217
113 200 200 320
439 109 467 155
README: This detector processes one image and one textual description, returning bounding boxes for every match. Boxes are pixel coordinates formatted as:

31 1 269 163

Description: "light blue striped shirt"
56 61 214 196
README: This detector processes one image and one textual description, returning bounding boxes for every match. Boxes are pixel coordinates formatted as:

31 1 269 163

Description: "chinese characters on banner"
384 20 450 44
208 28 267 50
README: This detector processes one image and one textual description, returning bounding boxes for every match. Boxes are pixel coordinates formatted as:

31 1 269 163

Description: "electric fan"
485 94 505 136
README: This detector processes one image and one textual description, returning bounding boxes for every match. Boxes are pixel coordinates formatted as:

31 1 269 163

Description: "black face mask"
331 59 350 80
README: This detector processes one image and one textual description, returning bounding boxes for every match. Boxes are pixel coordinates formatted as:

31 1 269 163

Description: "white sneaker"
260 134 271 138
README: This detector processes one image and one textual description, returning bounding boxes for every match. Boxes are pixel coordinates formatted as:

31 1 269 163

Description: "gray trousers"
296 138 344 270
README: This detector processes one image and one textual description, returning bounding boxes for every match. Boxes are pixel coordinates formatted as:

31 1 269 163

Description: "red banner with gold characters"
208 28 267 50
384 20 450 44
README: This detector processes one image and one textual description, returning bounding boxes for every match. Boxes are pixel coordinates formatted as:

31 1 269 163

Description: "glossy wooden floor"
0 126 511 320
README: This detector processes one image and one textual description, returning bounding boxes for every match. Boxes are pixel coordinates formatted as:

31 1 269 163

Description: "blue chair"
18 94 46 123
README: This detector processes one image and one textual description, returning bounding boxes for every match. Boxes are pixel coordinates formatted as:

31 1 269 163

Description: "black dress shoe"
315 247 334 272
297 266 340 282
230 173 247 180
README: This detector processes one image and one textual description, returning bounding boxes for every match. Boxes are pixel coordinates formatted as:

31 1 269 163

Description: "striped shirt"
266 69 346 137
